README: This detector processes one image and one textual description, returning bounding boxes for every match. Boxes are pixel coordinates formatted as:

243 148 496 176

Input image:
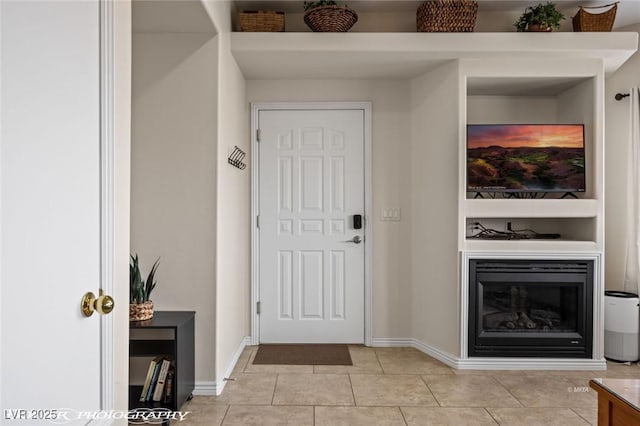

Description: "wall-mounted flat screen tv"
467 124 586 193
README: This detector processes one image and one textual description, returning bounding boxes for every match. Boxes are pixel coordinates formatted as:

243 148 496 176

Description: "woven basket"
239 10 285 32
304 5 358 32
572 2 617 32
417 0 478 32
130 301 153 322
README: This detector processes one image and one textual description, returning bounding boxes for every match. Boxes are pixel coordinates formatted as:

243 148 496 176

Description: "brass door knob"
81 289 115 317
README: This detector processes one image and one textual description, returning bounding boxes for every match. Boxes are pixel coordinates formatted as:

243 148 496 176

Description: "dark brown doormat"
253 344 353 365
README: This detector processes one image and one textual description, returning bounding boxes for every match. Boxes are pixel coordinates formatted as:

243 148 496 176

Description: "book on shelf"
145 358 164 402
163 367 175 404
139 356 163 402
152 358 172 402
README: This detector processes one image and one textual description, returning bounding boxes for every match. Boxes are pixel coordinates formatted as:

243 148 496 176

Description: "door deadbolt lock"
81 289 114 317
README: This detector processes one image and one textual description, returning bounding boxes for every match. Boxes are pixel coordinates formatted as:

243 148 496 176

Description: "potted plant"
514 2 565 32
129 254 159 321
303 1 358 32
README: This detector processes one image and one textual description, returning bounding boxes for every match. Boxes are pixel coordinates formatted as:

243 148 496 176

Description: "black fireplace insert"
468 259 593 358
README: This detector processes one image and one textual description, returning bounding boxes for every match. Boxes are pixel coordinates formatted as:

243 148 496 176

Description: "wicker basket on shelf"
304 5 358 32
130 301 153 322
417 0 478 32
239 10 285 32
572 2 617 32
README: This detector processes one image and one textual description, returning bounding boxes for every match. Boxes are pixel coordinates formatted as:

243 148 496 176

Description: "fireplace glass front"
469 259 593 358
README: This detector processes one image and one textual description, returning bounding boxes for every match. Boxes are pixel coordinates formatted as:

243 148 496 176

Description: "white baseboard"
456 357 607 370
371 337 606 370
192 381 217 396
193 336 251 396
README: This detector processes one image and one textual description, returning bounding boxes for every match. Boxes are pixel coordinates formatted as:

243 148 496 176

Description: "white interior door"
258 108 365 343
1 0 111 417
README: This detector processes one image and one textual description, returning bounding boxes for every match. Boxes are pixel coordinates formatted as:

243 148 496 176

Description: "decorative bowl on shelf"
417 0 478 33
304 4 358 32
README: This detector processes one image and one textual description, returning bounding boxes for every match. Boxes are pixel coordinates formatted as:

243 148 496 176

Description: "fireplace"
468 259 593 358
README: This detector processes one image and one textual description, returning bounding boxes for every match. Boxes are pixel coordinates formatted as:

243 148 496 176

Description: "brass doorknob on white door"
344 235 362 244
81 289 114 317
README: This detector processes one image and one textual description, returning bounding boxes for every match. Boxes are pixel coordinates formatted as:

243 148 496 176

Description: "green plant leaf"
144 258 160 302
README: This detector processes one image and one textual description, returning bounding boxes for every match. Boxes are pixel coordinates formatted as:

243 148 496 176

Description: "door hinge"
256 301 261 314
256 129 261 142
256 215 260 228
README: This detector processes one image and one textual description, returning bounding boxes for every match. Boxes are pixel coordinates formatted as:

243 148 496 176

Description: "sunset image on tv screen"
467 124 585 192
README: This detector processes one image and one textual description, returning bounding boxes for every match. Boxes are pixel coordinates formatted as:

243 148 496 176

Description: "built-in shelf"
464 239 599 252
463 199 599 218
231 32 638 79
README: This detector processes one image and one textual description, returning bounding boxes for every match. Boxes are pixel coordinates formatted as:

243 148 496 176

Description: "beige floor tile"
603 361 640 378
350 374 438 406
314 347 383 374
571 406 597 425
272 374 354 406
221 405 313 425
401 407 498 426
487 408 590 425
452 369 527 376
376 351 453 375
423 375 521 408
211 373 277 405
173 403 227 426
495 375 596 408
231 347 255 374
315 406 406 426
243 349 314 374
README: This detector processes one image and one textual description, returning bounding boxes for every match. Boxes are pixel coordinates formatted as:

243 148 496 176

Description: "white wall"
201 0 252 386
605 23 640 290
131 32 219 384
410 62 461 357
214 30 250 382
467 96 558 124
247 79 414 339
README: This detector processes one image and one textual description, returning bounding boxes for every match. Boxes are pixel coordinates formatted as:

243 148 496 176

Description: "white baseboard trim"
456 357 607 370
371 337 606 370
193 336 251 396
192 381 217 396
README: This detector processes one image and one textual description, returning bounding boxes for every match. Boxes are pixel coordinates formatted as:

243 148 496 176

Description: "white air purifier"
604 290 639 362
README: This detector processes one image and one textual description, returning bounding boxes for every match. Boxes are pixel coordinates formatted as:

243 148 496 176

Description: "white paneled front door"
258 107 366 343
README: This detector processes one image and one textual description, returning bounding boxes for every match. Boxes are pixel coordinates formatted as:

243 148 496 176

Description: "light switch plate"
381 207 401 221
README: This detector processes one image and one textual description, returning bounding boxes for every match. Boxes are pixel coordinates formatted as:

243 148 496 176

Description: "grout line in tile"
373 349 387 374
484 407 501 425
418 374 442 407
218 404 230 426
347 374 357 406
398 406 409 426
489 375 525 408
271 374 279 405
570 407 595 426
312 405 316 426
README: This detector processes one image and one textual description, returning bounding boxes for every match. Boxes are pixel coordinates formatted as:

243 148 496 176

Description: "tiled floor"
178 346 640 425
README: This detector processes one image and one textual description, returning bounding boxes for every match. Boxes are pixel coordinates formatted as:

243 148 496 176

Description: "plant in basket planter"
129 254 159 321
514 2 565 32
303 0 358 32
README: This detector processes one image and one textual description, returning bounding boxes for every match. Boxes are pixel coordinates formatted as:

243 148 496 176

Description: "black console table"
129 311 195 411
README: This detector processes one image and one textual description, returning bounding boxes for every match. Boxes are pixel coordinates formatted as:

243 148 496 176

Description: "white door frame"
99 0 116 411
251 102 373 346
